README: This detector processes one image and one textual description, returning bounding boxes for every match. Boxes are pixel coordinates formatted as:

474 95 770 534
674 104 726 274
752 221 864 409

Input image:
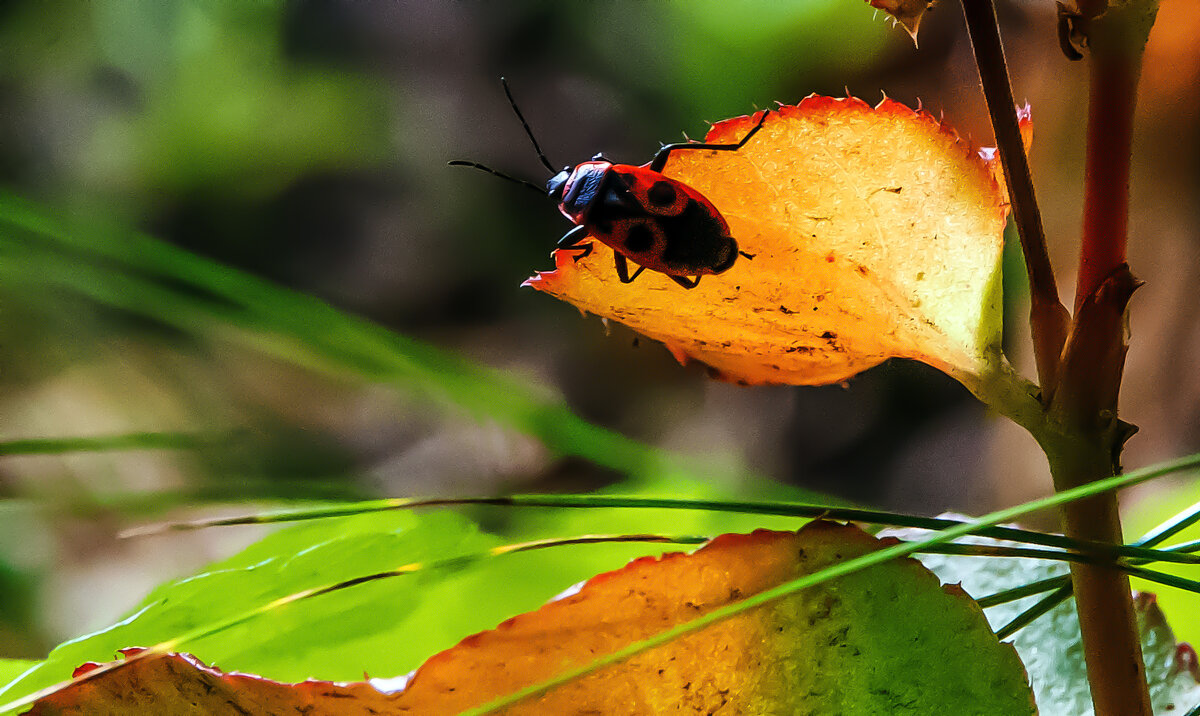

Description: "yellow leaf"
527 96 1010 395
24 525 1034 715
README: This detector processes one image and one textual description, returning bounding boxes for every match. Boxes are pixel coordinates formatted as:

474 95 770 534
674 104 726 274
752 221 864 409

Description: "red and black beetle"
451 79 768 289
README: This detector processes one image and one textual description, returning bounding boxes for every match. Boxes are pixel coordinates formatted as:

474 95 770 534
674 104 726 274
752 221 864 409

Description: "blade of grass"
123 493 1200 566
1135 500 1200 546
984 493 1200 635
995 586 1071 640
976 575 1067 608
910 545 1200 601
5 455 1198 714
0 432 217 457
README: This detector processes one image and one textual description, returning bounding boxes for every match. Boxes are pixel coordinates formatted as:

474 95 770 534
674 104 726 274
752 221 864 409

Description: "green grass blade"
0 432 214 457
1135 500 1200 547
125 493 1200 566
975 575 1067 608
985 489 1200 636
995 586 1070 640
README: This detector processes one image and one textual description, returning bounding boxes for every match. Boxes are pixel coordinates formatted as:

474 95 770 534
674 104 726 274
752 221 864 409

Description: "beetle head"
547 168 571 200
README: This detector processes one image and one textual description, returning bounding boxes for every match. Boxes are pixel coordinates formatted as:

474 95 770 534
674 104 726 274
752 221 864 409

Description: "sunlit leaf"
23 522 1034 715
0 511 516 706
0 478 808 709
528 97 1011 399
23 649 398 715
21 455 1200 714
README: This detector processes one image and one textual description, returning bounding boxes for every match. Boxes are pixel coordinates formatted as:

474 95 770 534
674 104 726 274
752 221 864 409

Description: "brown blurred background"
0 0 1197 660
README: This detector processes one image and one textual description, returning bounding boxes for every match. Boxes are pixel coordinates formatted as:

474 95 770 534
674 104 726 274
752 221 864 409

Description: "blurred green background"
0 0 1198 672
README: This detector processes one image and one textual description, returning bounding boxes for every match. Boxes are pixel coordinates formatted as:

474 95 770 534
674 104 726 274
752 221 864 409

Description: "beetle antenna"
448 160 547 196
501 77 557 174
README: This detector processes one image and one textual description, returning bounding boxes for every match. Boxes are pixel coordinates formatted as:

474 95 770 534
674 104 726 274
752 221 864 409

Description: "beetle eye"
546 170 570 199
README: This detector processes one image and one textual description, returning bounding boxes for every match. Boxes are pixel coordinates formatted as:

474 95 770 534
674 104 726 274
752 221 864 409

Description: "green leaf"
0 511 505 703
885 524 1200 715
1 477 802 707
468 453 1200 713
0 663 36 691
20 524 1036 716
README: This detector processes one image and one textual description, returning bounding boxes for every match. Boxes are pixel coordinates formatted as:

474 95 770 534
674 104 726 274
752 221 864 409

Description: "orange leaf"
527 97 1013 395
28 523 1034 715
24 649 398 715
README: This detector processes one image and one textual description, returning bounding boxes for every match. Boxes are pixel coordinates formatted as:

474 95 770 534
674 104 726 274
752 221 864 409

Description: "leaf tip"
523 249 575 292
866 0 934 45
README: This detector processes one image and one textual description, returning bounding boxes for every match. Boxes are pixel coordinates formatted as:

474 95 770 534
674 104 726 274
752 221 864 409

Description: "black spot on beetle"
587 181 739 275
657 199 732 270
646 180 677 207
624 222 655 252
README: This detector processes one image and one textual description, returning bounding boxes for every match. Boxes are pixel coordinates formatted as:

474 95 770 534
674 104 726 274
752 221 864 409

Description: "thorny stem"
1075 1 1152 309
1076 56 1135 310
1043 425 1148 716
959 0 1070 393
960 1 1158 714
1046 1 1158 714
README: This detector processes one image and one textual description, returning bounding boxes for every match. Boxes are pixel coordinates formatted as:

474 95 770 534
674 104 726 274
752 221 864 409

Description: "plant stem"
959 0 1070 392
1046 0 1158 711
961 1 1159 713
1046 435 1149 715
1076 42 1137 310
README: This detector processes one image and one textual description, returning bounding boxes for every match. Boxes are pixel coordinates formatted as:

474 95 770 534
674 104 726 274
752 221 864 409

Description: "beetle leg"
649 109 771 173
670 275 700 289
556 224 594 261
613 253 646 284
570 243 593 262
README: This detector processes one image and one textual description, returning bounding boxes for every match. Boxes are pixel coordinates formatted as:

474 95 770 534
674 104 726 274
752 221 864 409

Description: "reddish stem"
1052 2 1156 713
1076 54 1137 311
961 1 1156 714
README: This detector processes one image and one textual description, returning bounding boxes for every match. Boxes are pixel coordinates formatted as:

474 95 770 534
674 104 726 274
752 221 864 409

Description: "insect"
450 78 769 289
